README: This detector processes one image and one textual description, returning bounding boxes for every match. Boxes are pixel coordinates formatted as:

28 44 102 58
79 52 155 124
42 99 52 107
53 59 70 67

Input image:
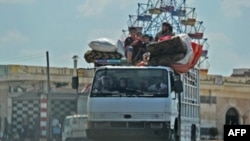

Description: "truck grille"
110 122 127 128
128 122 145 128
92 122 159 129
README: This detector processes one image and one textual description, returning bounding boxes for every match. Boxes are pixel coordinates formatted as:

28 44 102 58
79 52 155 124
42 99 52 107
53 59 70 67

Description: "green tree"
209 127 219 139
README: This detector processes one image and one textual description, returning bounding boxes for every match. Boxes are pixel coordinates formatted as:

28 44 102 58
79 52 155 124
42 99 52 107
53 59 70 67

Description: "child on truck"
124 27 143 64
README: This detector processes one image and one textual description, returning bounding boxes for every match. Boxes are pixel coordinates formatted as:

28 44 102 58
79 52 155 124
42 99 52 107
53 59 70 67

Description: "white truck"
86 60 200 141
62 114 88 141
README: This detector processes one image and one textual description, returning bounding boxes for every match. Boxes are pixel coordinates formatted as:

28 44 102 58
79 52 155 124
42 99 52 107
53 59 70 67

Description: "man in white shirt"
148 77 167 92
100 76 114 92
52 117 60 127
51 116 61 140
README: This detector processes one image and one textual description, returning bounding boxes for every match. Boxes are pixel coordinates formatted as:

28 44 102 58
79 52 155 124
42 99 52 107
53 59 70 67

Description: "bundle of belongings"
84 34 202 74
84 38 125 63
141 33 203 73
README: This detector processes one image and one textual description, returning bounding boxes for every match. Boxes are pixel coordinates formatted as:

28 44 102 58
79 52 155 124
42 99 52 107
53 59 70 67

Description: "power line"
1 53 46 63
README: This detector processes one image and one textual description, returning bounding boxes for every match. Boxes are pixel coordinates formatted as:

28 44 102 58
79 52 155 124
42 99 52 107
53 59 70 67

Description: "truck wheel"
169 129 177 141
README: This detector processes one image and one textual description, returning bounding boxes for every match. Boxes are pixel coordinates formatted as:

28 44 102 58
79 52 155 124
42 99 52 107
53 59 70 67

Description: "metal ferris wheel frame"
126 0 207 42
127 0 186 34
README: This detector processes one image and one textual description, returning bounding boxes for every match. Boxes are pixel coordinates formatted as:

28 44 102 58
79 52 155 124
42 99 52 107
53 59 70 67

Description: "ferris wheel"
122 0 210 73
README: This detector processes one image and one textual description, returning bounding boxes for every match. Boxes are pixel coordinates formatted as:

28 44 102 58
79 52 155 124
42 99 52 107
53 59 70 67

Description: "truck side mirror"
174 80 183 93
72 76 79 89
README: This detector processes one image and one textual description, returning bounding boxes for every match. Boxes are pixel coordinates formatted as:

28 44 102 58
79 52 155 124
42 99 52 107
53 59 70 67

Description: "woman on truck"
116 77 128 93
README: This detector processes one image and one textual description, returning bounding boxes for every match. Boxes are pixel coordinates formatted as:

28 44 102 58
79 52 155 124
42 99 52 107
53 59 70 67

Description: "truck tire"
171 118 180 141
169 129 177 141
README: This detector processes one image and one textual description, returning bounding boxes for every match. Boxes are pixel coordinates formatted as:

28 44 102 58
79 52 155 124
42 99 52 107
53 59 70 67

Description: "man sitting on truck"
148 77 167 93
154 22 174 42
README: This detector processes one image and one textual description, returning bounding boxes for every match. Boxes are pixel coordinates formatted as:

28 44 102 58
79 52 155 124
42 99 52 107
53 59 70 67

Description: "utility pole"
178 90 181 141
46 51 51 141
72 55 79 94
174 74 183 141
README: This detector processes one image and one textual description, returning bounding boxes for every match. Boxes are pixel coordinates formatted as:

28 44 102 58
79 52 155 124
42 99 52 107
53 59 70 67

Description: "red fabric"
136 42 203 73
135 37 142 41
81 83 91 93
159 35 172 41
137 61 147 66
170 42 203 73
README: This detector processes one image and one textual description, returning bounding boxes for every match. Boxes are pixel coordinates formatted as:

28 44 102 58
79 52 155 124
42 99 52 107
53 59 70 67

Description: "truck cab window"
90 68 169 97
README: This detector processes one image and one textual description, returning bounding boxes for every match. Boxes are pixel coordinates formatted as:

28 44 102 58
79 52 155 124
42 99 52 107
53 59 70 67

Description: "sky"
0 0 250 76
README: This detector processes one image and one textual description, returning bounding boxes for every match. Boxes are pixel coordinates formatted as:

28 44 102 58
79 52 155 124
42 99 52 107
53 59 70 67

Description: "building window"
200 96 216 104
225 107 239 125
64 69 66 74
200 127 210 136
41 69 44 74
58 69 64 75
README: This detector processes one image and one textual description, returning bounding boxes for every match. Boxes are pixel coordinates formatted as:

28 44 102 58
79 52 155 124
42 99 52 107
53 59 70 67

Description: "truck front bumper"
86 128 170 141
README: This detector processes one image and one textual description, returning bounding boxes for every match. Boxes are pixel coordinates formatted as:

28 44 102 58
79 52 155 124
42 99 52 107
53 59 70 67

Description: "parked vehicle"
62 114 88 141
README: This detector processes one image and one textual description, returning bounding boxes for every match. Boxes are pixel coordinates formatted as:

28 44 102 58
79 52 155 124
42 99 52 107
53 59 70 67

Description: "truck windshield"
90 68 169 97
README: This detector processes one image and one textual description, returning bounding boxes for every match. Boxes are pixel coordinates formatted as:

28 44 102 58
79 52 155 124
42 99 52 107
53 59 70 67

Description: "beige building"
199 68 250 139
1 65 250 140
